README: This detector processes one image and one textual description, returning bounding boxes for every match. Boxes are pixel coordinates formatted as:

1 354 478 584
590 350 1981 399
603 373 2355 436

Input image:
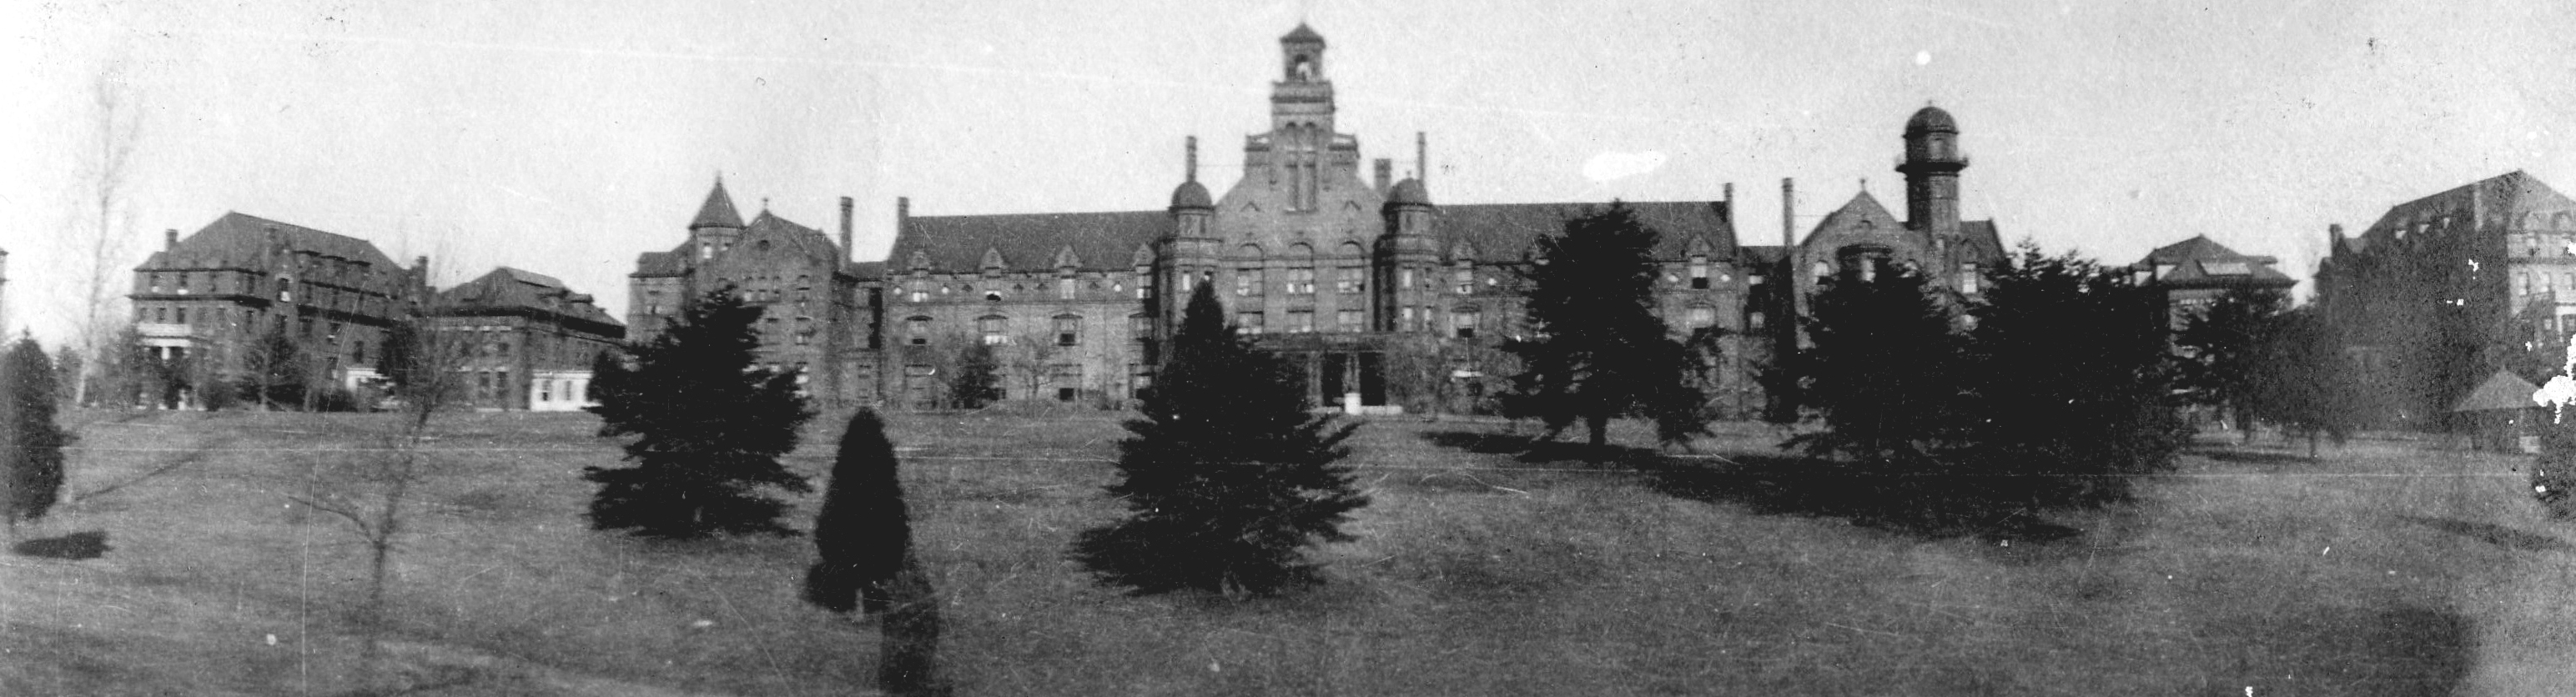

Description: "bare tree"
284 305 460 688
69 66 143 408
1003 331 1066 403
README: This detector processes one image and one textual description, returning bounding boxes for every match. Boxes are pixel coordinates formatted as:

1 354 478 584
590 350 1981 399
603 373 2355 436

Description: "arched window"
1685 303 1718 329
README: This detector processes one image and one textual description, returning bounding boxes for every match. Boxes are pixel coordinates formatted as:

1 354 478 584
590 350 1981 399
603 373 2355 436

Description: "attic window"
2202 262 2251 276
756 240 772 253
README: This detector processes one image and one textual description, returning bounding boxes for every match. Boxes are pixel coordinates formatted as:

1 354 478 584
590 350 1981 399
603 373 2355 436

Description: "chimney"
897 197 910 225
164 228 179 251
1780 178 1796 248
838 196 855 257
1723 183 1735 218
1373 158 1392 196
1185 136 1199 183
1416 132 1428 184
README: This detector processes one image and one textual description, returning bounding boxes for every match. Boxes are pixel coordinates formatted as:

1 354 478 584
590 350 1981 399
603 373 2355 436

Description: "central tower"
1270 23 1336 213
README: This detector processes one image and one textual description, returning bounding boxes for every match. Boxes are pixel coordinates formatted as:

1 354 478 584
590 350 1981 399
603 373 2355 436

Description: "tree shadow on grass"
1418 430 2085 543
11 530 111 559
2399 514 2574 554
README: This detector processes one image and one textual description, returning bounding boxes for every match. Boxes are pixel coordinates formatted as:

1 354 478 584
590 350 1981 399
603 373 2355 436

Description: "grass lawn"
3 409 2570 695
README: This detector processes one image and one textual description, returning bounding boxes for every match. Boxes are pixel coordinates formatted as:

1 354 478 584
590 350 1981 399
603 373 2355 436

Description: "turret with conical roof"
689 177 746 263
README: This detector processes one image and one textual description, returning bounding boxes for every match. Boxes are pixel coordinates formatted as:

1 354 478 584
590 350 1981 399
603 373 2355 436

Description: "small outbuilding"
2452 369 2546 453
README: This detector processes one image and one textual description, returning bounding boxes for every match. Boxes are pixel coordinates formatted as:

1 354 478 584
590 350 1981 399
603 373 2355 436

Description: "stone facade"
2317 171 2576 425
638 24 2016 418
628 180 876 407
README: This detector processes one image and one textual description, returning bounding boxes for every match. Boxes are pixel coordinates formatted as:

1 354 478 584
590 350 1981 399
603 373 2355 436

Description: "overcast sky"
5 0 2572 345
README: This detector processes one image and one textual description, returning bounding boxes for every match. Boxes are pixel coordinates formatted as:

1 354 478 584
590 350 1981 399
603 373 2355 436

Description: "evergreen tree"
1957 245 2190 504
1785 266 1969 467
1070 283 1368 595
2175 286 2292 437
238 323 309 410
2261 307 2361 455
3 338 70 528
1503 202 1708 449
585 288 815 538
804 409 913 614
948 342 1002 409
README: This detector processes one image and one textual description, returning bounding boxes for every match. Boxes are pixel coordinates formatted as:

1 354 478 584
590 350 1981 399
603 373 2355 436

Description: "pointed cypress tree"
3 337 69 528
804 409 913 614
1070 283 1368 596
585 288 815 538
1503 202 1708 450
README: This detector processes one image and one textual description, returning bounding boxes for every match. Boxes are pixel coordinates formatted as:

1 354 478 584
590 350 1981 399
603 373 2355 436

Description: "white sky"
5 0 2572 346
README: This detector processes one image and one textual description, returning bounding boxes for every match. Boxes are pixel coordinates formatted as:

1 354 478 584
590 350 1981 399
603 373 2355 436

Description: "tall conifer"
805 409 913 614
1503 202 1708 449
585 288 814 538
1070 283 1367 595
3 338 69 528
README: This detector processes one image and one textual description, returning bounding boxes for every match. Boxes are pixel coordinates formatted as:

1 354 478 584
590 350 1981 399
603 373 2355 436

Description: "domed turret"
1386 178 1431 207
1170 180 1212 209
1904 105 1957 137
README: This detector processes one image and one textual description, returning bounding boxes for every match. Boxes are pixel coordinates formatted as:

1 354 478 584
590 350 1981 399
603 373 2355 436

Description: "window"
1237 311 1265 334
1337 309 1365 331
979 315 1008 345
1336 266 1366 293
1288 309 1315 333
1689 258 1711 289
1452 307 1479 338
907 316 931 345
1058 278 1077 300
1054 315 1081 346
1051 364 1083 402
1130 314 1152 338
907 279 928 303
1454 266 1475 293
1401 306 1416 332
1399 268 1414 289
277 277 293 302
1748 311 1766 330
1237 267 1265 296
1960 263 1981 294
1686 304 1717 329
1287 267 1316 294
1136 270 1154 299
540 380 552 402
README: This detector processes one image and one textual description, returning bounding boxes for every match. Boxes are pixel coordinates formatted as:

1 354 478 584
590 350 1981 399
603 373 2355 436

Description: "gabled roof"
1434 201 1738 262
1806 191 1905 243
2453 369 2543 412
1959 220 2005 263
139 211 404 273
436 266 622 328
742 210 841 263
690 179 745 229
894 210 1171 273
848 260 888 282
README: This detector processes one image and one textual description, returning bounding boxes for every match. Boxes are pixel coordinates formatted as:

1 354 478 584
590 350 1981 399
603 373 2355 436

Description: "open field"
4 409 2573 695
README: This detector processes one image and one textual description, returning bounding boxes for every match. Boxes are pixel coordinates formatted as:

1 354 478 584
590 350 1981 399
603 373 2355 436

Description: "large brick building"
128 213 434 406
130 212 623 410
2317 171 2576 425
636 24 2012 415
430 267 626 411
